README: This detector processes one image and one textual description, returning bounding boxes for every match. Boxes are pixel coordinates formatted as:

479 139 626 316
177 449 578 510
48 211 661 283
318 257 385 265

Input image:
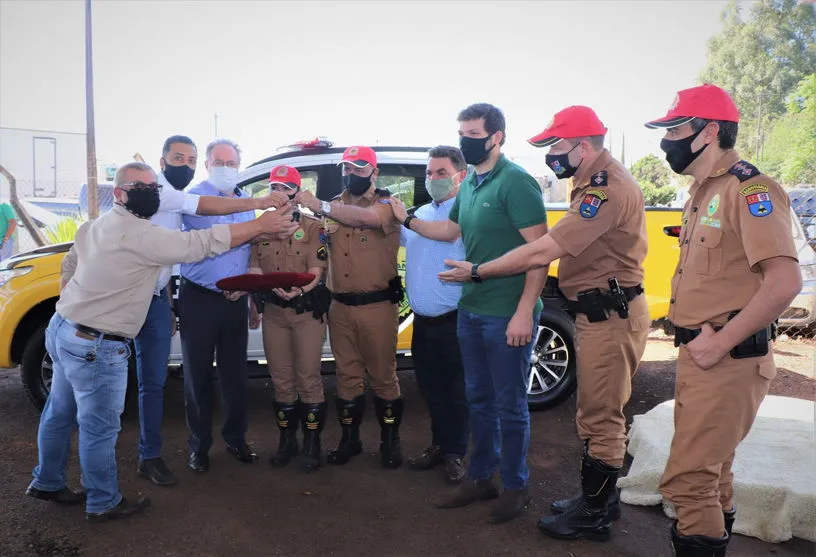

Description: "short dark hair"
428 145 467 173
690 118 738 150
457 103 507 145
162 135 196 158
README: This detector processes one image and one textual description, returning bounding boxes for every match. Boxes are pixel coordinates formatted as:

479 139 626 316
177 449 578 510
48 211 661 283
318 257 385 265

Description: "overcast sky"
1 0 748 178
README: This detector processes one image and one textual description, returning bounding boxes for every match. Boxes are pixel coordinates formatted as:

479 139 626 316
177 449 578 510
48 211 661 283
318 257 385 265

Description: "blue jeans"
457 309 539 490
30 313 131 514
134 291 172 460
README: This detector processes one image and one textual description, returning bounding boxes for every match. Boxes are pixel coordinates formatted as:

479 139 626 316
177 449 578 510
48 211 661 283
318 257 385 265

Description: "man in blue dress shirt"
179 139 261 472
401 146 469 484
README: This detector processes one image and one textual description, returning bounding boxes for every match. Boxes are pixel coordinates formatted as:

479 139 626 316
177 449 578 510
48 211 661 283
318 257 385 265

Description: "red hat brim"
216 272 315 292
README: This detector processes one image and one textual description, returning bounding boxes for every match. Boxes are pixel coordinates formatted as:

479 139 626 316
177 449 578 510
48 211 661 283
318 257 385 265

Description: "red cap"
268 165 301 189
645 84 740 129
528 106 608 148
338 145 377 168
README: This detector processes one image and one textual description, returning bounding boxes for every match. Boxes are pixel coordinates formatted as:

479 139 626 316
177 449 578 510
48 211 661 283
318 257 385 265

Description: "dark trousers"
179 280 249 453
412 311 469 458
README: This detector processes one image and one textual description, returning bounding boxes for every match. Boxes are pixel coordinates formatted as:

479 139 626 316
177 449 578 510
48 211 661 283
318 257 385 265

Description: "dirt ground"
0 334 813 557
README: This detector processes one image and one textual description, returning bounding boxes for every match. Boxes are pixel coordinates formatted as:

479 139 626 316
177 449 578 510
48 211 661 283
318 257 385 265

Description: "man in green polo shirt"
0 202 17 262
390 103 548 524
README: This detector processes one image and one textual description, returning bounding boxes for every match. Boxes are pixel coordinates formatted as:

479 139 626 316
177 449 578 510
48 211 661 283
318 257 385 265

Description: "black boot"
537 451 620 542
299 401 327 472
670 521 729 556
724 507 736 536
327 395 365 465
374 396 403 469
269 402 299 467
551 445 621 520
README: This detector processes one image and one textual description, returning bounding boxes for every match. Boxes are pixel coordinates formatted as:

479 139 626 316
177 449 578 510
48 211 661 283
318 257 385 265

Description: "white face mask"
209 166 239 193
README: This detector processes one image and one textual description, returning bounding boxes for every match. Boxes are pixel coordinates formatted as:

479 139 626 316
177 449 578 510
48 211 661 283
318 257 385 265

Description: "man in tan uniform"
439 106 649 541
297 146 404 469
646 84 801 556
25 162 296 522
249 165 330 472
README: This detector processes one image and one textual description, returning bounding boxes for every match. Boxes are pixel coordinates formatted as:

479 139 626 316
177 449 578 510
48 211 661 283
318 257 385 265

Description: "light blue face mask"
425 177 456 202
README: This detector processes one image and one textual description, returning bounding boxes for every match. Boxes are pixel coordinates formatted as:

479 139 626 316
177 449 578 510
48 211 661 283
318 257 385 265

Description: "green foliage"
699 0 816 160
45 217 84 244
630 154 673 188
639 180 677 207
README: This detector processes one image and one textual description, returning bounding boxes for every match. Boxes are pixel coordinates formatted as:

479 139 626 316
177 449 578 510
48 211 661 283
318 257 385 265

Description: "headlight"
0 266 33 288
800 264 816 282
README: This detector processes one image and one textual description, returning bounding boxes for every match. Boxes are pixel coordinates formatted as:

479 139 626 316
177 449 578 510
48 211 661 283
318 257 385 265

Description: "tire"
21 323 50 411
527 304 577 411
20 321 138 413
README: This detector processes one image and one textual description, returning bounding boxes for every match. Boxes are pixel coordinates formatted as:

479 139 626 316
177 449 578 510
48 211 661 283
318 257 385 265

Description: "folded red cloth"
216 272 315 292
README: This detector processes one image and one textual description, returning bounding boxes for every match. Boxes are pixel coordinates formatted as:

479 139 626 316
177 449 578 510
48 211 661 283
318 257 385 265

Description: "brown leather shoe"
489 488 531 524
25 485 86 506
437 478 499 509
408 445 444 470
444 457 466 484
86 496 151 523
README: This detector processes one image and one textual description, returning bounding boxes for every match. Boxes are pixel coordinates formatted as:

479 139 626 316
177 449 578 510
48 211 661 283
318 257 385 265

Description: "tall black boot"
327 395 365 465
537 451 620 542
299 401 327 472
551 444 621 520
374 396 403 469
269 401 299 467
724 507 736 536
670 521 729 556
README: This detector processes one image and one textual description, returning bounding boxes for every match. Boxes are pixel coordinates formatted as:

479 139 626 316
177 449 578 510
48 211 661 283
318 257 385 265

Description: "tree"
760 73 816 185
630 154 673 187
700 0 816 159
639 181 678 207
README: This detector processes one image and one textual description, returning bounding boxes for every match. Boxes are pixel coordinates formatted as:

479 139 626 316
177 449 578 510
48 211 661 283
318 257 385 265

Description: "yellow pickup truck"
0 143 755 413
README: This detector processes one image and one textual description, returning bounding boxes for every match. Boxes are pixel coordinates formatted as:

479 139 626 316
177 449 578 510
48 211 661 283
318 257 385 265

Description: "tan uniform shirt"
325 186 401 293
669 151 798 328
249 214 328 274
59 204 232 338
548 149 648 300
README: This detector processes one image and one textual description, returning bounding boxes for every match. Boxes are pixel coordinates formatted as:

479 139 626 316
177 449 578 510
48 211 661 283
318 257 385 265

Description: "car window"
374 164 430 208
241 168 319 199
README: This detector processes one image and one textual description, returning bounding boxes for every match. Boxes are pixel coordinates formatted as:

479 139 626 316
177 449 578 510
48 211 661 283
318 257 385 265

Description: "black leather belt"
69 321 129 343
332 288 392 307
564 284 644 314
414 310 458 324
674 326 707 346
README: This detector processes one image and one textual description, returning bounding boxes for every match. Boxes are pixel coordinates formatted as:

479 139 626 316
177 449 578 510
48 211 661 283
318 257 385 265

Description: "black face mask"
162 162 195 191
459 134 495 166
545 143 582 179
123 186 160 219
343 172 372 196
660 127 707 174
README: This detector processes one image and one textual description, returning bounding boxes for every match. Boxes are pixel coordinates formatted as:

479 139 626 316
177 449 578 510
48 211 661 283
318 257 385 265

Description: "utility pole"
214 113 219 137
84 0 99 219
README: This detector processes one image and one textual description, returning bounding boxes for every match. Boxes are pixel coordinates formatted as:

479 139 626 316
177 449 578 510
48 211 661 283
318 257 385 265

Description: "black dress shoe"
226 443 258 463
408 445 444 470
86 496 151 523
444 456 466 484
137 457 178 486
25 485 86 505
187 451 210 473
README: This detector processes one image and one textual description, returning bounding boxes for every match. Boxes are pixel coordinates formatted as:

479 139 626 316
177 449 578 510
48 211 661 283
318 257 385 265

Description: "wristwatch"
471 263 483 283
402 215 416 230
320 200 332 216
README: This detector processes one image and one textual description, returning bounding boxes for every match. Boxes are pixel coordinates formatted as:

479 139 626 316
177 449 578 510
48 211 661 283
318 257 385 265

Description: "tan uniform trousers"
262 305 326 405
575 295 649 466
328 300 400 401
659 345 775 538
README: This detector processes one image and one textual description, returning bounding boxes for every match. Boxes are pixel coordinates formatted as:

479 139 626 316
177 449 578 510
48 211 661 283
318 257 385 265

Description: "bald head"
114 162 157 188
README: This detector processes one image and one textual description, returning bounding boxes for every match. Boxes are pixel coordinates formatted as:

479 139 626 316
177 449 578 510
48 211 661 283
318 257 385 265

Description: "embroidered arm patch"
579 190 608 219
740 184 773 217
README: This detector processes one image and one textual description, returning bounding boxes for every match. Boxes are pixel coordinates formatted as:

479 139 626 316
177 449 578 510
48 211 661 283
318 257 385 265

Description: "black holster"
387 276 404 304
311 282 332 322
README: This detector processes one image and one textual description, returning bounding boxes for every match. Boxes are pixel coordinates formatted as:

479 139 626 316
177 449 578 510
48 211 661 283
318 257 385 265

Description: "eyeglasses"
210 160 240 168
120 181 162 191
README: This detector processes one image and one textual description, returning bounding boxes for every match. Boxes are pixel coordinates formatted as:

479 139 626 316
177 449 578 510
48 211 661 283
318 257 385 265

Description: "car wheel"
527 306 577 411
21 323 50 411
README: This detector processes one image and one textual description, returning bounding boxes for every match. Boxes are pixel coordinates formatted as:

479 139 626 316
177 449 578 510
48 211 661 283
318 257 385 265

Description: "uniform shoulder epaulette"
727 160 761 182
590 170 608 187
374 188 391 197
